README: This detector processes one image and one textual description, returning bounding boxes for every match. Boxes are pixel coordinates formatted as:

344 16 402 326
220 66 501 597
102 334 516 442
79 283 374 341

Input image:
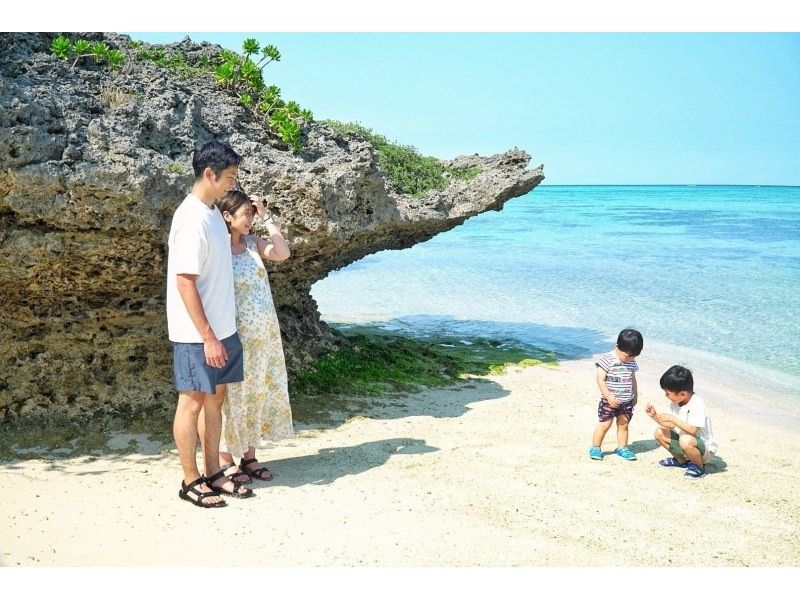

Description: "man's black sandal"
178 476 227 508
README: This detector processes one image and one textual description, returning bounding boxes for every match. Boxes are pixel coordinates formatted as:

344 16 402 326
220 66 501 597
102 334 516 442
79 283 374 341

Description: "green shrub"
450 165 481 180
323 120 483 196
132 37 312 152
134 47 206 79
51 35 125 70
214 38 311 152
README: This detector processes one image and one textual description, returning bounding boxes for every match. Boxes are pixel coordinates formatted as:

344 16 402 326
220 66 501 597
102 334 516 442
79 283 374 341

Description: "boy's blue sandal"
684 463 707 479
615 447 636 460
589 446 603 460
659 457 689 468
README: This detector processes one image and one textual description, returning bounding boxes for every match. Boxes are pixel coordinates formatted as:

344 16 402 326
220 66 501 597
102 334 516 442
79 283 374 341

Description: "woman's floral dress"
221 235 293 456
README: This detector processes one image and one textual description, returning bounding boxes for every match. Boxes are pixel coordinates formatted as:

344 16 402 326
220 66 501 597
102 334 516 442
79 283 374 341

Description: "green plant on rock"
450 165 481 181
323 120 483 196
73 39 91 56
214 38 311 152
51 35 125 71
50 35 71 59
134 47 207 80
130 37 311 151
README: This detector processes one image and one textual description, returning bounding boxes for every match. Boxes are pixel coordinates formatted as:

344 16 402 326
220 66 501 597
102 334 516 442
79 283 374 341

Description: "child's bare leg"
678 434 704 467
654 426 670 448
615 414 630 448
655 426 687 463
654 426 677 451
592 419 614 447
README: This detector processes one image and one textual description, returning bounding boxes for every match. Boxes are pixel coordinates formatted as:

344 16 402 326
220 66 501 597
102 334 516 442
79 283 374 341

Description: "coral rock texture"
0 33 544 421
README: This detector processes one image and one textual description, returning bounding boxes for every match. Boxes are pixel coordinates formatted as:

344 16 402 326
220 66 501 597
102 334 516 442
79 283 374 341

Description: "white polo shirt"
669 393 718 454
166 193 236 343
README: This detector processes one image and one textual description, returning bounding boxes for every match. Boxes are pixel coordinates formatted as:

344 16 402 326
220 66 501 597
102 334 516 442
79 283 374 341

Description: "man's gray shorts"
172 332 244 394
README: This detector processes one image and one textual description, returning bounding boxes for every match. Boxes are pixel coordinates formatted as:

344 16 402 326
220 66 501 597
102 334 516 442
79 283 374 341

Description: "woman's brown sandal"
240 457 273 481
205 469 255 499
220 462 252 484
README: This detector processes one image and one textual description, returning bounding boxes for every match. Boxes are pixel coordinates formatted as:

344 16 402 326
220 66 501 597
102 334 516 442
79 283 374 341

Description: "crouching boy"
645 365 718 480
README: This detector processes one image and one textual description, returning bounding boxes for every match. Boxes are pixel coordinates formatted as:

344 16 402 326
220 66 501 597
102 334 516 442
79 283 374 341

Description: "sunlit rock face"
0 33 544 421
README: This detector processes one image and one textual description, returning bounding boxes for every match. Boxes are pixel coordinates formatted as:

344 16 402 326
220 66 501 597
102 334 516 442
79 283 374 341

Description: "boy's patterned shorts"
597 396 636 422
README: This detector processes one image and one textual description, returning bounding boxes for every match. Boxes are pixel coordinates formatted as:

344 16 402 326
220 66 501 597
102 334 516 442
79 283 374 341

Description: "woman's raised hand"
250 195 269 219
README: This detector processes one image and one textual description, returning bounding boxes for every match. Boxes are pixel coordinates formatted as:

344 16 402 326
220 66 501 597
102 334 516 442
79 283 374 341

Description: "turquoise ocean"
311 186 800 424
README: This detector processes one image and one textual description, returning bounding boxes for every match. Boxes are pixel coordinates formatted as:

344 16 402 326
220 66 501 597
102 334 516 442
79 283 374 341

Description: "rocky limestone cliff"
0 33 544 422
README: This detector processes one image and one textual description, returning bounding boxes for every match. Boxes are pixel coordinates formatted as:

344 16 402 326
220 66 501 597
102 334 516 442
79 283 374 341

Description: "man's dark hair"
616 328 643 356
660 365 694 393
192 140 242 180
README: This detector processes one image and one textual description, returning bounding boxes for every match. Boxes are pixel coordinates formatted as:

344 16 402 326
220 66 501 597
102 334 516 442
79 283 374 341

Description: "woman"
209 188 294 485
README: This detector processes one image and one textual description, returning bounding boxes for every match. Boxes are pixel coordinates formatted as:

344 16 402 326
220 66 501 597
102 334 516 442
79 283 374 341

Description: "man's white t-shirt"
166 193 236 343
669 393 718 454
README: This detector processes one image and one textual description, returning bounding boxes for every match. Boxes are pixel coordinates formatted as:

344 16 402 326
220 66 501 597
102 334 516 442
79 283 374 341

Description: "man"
167 140 253 507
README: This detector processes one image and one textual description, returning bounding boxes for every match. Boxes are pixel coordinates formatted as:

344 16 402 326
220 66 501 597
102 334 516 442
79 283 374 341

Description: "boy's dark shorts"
669 429 707 457
172 332 244 394
597 396 636 422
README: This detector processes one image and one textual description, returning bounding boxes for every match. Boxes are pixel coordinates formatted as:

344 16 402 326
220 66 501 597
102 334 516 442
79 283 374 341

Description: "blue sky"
131 32 800 185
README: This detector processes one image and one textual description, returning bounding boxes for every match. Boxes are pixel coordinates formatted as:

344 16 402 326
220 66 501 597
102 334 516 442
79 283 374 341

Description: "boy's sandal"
205 470 255 499
179 476 227 508
659 457 689 468
221 462 252 484
615 447 637 460
684 464 707 479
240 457 273 481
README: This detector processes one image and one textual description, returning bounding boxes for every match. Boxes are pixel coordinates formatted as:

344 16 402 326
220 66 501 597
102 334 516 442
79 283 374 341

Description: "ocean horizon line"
536 183 800 188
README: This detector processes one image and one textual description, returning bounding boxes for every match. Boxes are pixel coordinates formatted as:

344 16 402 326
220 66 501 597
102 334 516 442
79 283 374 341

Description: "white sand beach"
1 357 799 568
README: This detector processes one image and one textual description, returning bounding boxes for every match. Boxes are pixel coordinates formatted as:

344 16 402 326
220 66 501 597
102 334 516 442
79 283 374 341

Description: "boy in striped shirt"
589 328 644 461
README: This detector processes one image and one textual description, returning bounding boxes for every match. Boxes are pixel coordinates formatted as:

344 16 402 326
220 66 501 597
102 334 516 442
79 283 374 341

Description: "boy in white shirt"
646 365 718 480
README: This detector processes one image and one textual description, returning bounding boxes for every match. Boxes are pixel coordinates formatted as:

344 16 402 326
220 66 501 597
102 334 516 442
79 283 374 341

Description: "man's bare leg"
198 397 249 484
198 384 225 475
173 391 223 505
200 384 248 495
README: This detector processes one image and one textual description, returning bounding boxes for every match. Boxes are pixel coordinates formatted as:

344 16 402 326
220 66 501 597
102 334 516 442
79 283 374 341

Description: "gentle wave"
312 185 800 414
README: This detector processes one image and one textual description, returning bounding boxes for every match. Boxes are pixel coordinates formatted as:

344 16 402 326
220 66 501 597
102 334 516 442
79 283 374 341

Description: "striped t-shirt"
595 351 639 403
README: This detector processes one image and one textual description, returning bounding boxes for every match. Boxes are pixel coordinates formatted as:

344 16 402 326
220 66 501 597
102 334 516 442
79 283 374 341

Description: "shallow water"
312 185 800 416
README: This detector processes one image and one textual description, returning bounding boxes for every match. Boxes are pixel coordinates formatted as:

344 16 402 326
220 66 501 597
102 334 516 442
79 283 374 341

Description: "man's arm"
176 273 227 368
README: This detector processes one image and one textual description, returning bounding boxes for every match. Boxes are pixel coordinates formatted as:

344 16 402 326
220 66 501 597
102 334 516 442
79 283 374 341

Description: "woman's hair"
215 189 253 233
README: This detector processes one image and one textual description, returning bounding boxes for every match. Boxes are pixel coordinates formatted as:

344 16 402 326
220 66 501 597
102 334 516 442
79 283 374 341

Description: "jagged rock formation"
0 33 544 422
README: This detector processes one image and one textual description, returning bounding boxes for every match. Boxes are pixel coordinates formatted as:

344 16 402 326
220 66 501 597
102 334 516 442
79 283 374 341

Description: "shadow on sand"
0 318 609 467
628 439 661 454
249 437 439 488
626 438 728 475
304 378 513 428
